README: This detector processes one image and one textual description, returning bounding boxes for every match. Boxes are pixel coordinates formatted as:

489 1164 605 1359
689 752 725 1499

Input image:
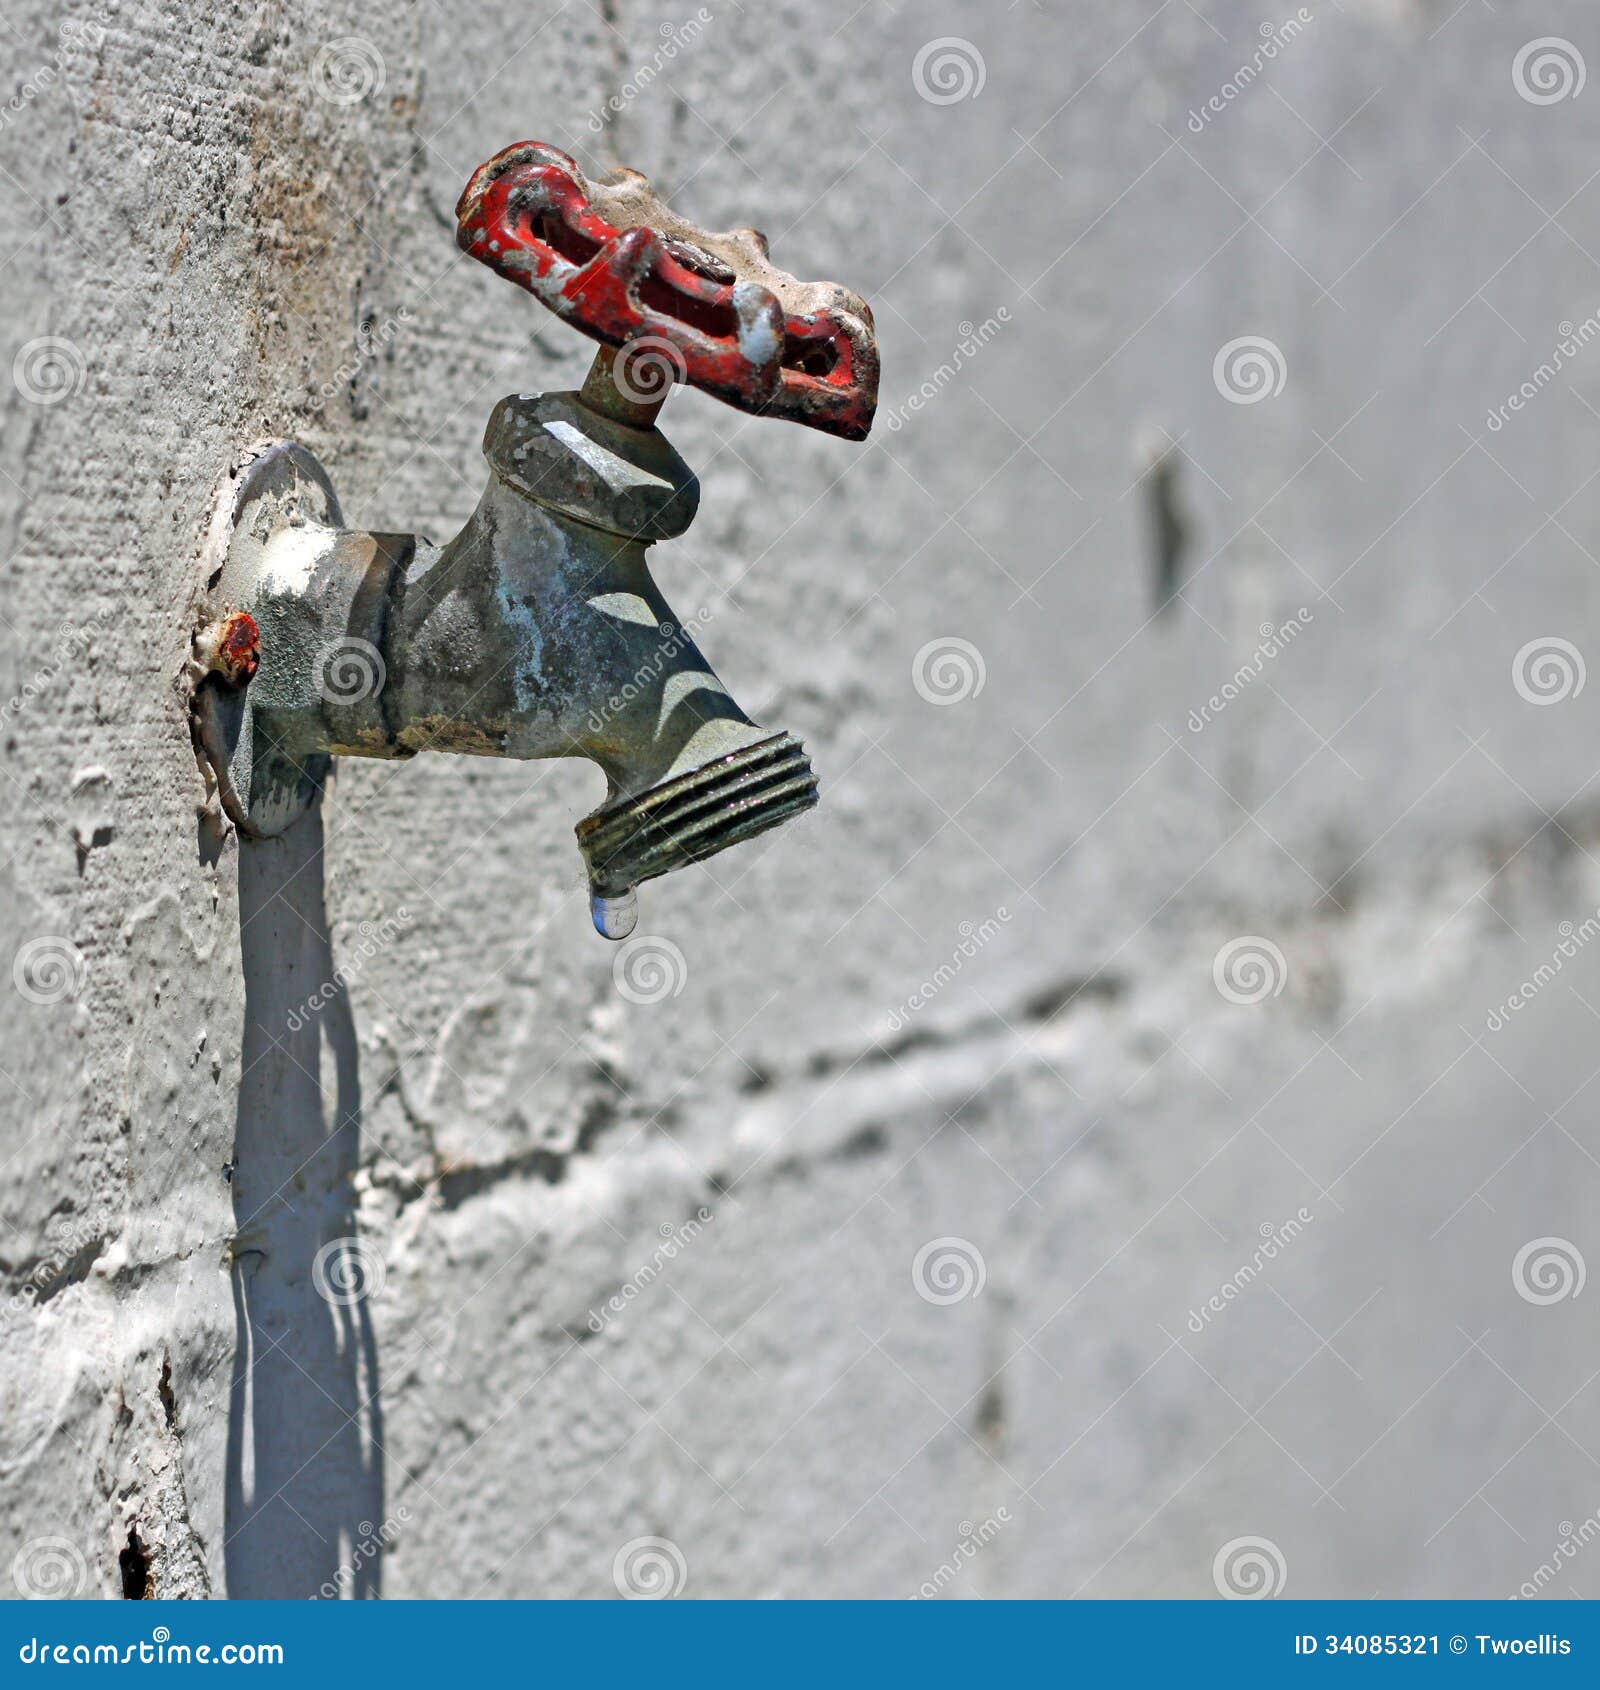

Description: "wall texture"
4 0 1600 1601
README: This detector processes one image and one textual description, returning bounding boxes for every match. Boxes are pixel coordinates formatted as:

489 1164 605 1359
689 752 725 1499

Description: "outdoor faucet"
188 143 879 938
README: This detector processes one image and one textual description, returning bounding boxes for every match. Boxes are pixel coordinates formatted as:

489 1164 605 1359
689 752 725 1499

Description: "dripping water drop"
591 886 638 940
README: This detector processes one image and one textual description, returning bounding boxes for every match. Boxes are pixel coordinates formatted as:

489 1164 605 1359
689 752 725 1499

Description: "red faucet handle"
455 142 878 442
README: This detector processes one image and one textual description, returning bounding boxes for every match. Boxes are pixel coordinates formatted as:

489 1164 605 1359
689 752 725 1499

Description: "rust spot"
197 611 260 687
219 613 260 684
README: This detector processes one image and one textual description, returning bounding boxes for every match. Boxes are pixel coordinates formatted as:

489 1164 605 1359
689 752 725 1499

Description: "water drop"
591 886 638 940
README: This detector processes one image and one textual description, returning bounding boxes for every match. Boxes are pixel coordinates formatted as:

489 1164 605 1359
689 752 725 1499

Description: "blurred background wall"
3 0 1599 1599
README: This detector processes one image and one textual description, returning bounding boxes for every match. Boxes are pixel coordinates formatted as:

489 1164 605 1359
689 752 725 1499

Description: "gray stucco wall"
3 0 1600 1600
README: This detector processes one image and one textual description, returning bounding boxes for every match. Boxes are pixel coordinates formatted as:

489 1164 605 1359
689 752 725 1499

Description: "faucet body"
193 381 816 932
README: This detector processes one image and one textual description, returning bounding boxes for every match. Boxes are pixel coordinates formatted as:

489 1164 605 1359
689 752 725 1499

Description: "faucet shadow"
223 807 385 1598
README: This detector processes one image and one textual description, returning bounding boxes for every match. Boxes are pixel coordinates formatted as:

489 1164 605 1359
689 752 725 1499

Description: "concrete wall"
3 0 1600 1600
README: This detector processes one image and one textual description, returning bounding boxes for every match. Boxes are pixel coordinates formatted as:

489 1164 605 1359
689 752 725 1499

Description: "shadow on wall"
223 810 385 1598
